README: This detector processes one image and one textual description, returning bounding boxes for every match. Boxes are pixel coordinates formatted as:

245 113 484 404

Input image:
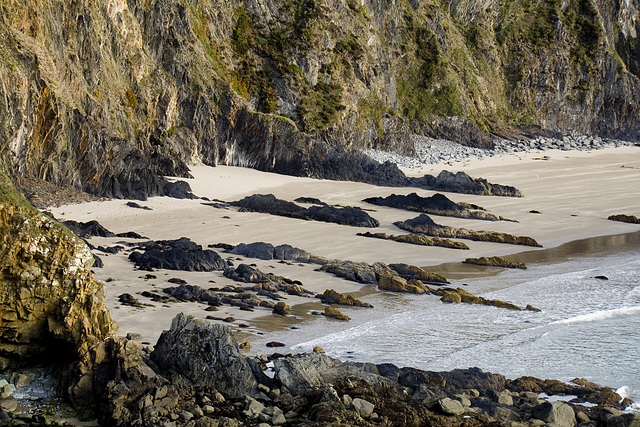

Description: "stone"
496 390 514 406
0 397 17 412
438 398 465 416
151 314 257 398
129 238 227 272
324 306 350 321
351 398 375 418
532 401 576 427
273 302 291 315
231 194 380 227
606 413 640 427
244 398 265 418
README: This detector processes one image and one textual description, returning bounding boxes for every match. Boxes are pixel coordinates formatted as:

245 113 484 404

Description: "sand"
49 145 640 350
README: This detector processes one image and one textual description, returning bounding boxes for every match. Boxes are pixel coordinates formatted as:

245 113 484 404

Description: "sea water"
284 234 640 408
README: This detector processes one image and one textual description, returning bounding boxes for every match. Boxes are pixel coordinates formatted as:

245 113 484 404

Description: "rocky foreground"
1 172 639 426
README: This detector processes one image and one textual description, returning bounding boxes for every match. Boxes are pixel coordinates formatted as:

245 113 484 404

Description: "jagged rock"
351 398 375 418
231 194 379 227
608 214 640 224
395 214 541 247
324 306 350 321
128 237 227 271
438 398 465 416
317 289 372 308
463 256 527 269
363 192 509 220
224 264 313 297
411 171 523 197
357 231 469 250
126 202 152 210
0 177 117 369
162 181 199 199
150 314 257 398
531 401 576 427
319 261 394 284
62 219 115 238
162 285 222 305
388 263 449 284
228 242 327 264
378 275 429 294
294 197 326 205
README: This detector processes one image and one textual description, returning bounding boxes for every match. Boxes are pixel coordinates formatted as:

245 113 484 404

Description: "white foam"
552 306 640 326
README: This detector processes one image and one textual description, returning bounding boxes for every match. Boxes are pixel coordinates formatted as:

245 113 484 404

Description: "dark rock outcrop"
608 214 640 224
162 181 199 200
408 171 523 197
151 314 257 398
223 264 313 297
231 194 380 227
395 214 542 247
128 237 227 271
363 192 511 220
319 261 395 284
62 220 116 239
228 242 328 264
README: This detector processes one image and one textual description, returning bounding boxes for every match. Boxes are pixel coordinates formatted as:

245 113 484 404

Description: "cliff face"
0 0 638 198
0 172 117 369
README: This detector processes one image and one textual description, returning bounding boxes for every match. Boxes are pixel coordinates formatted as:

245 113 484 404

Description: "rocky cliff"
0 0 639 198
0 172 117 370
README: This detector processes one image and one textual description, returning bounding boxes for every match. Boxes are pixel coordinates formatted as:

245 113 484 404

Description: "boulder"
317 289 373 307
129 238 227 271
351 398 375 418
324 306 350 321
150 314 257 397
438 398 465 416
378 274 427 294
532 401 576 427
162 181 199 199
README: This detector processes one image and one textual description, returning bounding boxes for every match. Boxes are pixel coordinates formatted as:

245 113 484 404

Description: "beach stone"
439 398 464 416
151 314 256 398
532 401 576 427
351 398 375 418
273 302 290 315
244 398 265 418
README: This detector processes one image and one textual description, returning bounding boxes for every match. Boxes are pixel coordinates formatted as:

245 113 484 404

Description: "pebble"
363 135 636 168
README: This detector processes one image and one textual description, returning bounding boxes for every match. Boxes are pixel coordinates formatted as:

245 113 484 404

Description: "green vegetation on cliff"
0 0 638 198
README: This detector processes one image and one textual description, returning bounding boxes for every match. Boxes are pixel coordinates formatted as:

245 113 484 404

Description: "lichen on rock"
0 173 117 370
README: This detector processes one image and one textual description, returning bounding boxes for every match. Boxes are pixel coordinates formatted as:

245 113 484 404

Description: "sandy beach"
49 146 640 351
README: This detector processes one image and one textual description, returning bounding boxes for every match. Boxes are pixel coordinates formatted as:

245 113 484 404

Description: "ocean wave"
552 306 640 326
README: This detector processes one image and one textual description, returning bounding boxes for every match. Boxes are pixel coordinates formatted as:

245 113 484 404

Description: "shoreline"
48 145 640 379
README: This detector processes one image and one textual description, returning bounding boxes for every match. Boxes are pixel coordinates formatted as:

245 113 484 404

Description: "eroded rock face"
151 313 257 398
0 182 117 369
2 0 638 200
